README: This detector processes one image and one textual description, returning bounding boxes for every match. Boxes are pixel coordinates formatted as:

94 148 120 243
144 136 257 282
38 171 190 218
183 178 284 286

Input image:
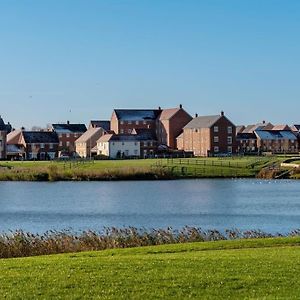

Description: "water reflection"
0 179 299 233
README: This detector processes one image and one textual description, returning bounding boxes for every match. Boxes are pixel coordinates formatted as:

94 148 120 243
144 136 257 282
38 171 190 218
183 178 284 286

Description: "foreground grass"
1 237 300 299
0 157 281 180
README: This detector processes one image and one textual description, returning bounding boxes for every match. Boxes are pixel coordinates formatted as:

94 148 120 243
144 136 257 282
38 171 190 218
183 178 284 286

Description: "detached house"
97 134 141 158
177 112 236 156
75 127 106 158
51 121 87 157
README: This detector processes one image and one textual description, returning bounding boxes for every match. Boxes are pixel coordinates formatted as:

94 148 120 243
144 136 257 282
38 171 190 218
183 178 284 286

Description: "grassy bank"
0 157 280 181
1 237 300 299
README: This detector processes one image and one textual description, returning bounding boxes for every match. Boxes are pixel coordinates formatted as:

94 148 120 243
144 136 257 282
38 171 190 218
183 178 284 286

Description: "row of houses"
0 107 299 160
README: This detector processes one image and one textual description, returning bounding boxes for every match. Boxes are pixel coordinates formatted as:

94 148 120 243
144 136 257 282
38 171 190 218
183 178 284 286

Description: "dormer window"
214 126 219 133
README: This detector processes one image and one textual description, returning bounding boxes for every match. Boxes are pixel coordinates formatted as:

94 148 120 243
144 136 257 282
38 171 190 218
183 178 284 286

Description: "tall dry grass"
0 227 297 259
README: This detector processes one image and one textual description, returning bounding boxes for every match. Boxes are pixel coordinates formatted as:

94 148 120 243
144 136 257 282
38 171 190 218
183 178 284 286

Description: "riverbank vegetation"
0 227 300 259
0 156 285 181
1 236 300 299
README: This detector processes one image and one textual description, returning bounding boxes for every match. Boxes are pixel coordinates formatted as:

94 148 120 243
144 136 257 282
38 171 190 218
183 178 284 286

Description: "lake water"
0 179 300 234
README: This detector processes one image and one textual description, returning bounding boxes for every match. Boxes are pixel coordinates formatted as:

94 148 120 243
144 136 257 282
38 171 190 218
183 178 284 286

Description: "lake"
0 179 299 234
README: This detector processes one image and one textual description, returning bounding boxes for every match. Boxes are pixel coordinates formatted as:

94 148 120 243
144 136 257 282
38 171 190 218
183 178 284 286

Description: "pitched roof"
52 123 87 133
254 130 297 141
237 132 257 140
7 129 23 145
0 116 6 131
159 108 181 120
184 115 221 129
0 116 10 132
98 134 141 142
113 109 161 121
22 131 59 144
75 127 103 143
89 120 110 131
236 125 246 134
243 122 274 133
291 125 300 132
270 125 291 131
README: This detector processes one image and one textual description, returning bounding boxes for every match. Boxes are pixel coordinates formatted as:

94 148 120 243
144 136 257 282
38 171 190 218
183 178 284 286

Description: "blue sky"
0 0 299 128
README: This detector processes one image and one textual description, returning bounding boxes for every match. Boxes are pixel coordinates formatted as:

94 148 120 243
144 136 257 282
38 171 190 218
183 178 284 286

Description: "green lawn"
0 157 281 180
1 237 300 299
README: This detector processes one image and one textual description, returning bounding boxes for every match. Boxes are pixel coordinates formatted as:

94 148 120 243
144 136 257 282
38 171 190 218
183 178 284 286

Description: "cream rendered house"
75 127 105 158
97 134 140 158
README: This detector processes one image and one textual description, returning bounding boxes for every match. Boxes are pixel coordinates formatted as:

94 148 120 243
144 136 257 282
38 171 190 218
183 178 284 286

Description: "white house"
97 134 140 158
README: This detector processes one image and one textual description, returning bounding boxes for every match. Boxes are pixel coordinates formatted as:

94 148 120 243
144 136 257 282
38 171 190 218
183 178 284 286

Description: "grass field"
0 156 281 180
1 237 300 299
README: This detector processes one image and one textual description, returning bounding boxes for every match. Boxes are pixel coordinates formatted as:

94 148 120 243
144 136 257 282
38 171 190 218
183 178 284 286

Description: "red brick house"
177 112 237 156
7 130 59 160
51 122 87 157
157 105 192 149
111 109 161 135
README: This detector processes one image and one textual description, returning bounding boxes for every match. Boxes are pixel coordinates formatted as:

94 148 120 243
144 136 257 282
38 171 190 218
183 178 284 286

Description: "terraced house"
177 112 237 156
7 130 59 160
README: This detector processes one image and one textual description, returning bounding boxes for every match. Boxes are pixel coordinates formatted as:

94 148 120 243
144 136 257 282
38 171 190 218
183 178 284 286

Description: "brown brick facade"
178 114 237 156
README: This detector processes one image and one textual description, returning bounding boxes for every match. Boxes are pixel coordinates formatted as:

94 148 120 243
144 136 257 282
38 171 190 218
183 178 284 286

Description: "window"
143 120 147 125
59 134 63 138
128 120 132 125
120 120 124 125
228 146 232 153
66 133 70 138
66 141 70 147
134 149 138 155
120 129 124 134
227 136 232 145
125 150 129 156
227 126 233 134
134 142 138 146
49 143 53 149
128 129 132 133
135 121 139 125
214 126 219 133
122 142 125 145
214 146 219 152
214 136 219 143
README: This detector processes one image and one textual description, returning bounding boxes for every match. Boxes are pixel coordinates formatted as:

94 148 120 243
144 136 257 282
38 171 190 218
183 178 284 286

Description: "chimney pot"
67 120 70 125
221 111 224 116
262 120 266 124
195 113 198 118
158 106 162 110
179 104 182 109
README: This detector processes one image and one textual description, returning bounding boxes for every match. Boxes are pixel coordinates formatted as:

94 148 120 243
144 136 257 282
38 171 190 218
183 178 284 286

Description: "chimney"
195 113 198 118
221 111 224 116
67 120 70 125
179 104 182 109
158 106 162 110
262 120 266 124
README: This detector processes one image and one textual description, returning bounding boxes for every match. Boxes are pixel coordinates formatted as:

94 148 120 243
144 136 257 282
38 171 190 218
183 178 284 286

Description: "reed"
0 227 298 259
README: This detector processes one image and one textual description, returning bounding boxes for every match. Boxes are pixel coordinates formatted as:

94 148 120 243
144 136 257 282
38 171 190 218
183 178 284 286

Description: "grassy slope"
0 157 279 180
1 237 300 299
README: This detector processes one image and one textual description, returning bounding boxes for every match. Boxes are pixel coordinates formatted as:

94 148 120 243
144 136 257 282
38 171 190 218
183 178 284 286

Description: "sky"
0 0 300 129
